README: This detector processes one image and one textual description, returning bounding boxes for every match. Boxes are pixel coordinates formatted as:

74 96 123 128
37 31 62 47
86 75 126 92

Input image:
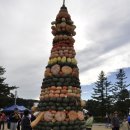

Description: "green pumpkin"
58 107 64 111
53 127 60 130
60 126 66 130
57 97 63 102
62 121 68 126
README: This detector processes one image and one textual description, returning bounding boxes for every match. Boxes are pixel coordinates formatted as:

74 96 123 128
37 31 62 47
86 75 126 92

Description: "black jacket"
9 113 20 123
21 116 32 130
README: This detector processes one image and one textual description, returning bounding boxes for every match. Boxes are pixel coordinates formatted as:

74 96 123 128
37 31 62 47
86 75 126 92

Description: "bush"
94 116 104 123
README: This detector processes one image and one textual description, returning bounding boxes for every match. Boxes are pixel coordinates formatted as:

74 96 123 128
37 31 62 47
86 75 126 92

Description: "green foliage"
114 99 130 115
0 66 18 108
112 69 130 102
0 66 17 98
86 99 101 116
0 66 39 108
90 68 130 120
92 71 112 117
118 89 129 101
94 116 104 123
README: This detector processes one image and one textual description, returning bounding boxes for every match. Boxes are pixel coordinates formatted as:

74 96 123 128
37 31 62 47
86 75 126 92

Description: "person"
0 112 2 130
0 112 6 130
21 109 32 130
111 111 120 130
9 108 21 130
85 112 94 130
6 115 10 129
105 113 111 128
127 113 130 126
121 117 129 130
30 106 37 122
17 113 21 130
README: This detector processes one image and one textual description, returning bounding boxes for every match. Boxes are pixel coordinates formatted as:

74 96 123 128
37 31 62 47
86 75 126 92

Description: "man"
21 109 32 130
111 111 120 130
9 108 21 130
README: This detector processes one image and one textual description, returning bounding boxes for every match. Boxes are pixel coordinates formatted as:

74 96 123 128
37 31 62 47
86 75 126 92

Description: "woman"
85 112 94 130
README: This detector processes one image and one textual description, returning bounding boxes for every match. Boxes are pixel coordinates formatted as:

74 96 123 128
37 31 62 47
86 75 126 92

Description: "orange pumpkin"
55 111 66 121
63 86 67 90
68 111 78 121
61 89 67 94
44 111 53 121
50 86 56 90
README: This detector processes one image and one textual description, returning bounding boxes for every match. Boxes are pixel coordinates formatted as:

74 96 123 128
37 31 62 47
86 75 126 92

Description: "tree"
92 71 106 117
104 78 113 113
112 69 130 101
86 99 101 116
0 66 17 107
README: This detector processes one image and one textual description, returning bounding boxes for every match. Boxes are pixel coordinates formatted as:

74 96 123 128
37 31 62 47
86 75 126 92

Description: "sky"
0 0 130 100
81 68 130 100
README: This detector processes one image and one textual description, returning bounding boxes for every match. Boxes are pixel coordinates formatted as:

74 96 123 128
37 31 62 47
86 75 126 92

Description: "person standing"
9 108 21 130
30 106 37 122
111 111 120 130
127 113 130 126
17 113 21 130
0 112 2 130
85 112 94 130
121 118 129 130
21 109 32 130
0 112 6 130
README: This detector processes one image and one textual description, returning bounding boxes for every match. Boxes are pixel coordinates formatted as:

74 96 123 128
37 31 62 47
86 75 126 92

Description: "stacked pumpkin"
34 5 86 130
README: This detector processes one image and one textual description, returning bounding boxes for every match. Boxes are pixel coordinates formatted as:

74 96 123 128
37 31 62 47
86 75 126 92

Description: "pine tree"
112 69 130 101
0 66 17 107
104 78 112 113
92 71 112 116
92 71 106 117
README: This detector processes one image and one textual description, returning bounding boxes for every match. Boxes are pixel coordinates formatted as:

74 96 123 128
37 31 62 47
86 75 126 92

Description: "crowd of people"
0 106 42 130
104 111 130 130
1 106 130 130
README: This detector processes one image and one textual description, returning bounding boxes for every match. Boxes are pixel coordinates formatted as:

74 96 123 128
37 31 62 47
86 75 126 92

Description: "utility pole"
14 89 17 105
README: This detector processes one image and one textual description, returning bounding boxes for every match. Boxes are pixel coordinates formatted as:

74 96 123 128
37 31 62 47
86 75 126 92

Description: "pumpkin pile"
34 5 86 130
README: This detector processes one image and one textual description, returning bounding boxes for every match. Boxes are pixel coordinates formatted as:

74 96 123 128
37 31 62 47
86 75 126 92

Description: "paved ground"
93 124 111 130
3 123 111 130
93 124 126 130
4 123 125 130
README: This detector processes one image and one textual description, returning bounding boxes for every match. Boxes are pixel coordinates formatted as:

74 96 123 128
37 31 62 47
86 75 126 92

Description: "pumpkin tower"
34 1 86 130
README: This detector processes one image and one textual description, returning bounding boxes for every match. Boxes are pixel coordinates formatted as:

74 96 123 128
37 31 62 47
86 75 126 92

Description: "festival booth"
3 104 28 112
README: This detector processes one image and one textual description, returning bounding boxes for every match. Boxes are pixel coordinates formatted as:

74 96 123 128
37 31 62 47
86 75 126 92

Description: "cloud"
0 0 130 99
74 0 130 84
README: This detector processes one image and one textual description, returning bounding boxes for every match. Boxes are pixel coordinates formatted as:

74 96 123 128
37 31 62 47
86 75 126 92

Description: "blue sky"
81 67 130 100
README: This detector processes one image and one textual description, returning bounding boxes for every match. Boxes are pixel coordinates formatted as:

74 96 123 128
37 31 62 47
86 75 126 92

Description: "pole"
14 90 17 105
63 0 65 6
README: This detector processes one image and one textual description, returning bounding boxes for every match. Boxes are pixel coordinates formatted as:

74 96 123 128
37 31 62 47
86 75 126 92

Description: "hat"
83 109 88 114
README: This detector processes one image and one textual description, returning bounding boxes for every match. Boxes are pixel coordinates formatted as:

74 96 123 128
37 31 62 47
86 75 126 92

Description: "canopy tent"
4 104 28 112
